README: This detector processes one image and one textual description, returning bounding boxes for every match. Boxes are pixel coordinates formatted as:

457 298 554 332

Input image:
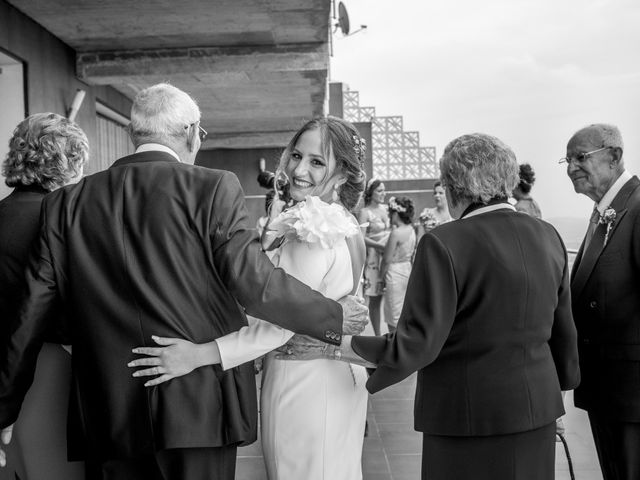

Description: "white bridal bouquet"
266 195 359 249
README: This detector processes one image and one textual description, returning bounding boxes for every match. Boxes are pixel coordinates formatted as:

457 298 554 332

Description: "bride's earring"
332 185 340 202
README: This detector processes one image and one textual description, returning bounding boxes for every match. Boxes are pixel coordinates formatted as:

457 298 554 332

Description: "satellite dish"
337 2 350 36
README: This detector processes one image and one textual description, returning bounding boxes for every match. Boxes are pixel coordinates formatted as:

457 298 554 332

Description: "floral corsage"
266 195 359 249
599 207 617 247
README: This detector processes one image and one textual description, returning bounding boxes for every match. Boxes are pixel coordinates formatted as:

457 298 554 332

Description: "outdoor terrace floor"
236 373 602 480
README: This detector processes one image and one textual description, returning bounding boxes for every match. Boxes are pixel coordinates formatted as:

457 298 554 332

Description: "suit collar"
110 150 180 168
572 175 640 297
461 198 514 219
13 184 49 195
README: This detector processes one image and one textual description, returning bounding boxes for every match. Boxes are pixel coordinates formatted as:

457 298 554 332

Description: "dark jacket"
0 185 50 340
0 152 343 460
353 206 580 436
572 176 640 420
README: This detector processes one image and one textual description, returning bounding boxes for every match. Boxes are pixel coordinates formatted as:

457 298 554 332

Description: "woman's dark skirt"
421 422 556 480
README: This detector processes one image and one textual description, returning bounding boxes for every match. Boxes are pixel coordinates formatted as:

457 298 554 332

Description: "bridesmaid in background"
357 179 390 335
512 163 542 218
380 196 416 333
0 113 87 480
418 181 452 235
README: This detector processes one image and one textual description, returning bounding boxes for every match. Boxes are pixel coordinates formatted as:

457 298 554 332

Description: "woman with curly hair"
380 196 416 333
349 133 578 480
513 163 542 218
0 112 88 480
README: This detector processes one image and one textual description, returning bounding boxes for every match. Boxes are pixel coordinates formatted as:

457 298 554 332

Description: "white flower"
419 208 436 222
599 207 616 225
388 196 407 213
267 196 359 249
599 207 617 247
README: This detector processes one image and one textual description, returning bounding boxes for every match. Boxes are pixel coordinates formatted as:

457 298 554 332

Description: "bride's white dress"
215 205 368 480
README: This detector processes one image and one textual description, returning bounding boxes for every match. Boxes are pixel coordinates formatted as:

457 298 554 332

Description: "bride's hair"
277 116 366 212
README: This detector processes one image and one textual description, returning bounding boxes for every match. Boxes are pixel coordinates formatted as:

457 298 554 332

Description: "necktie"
584 207 600 250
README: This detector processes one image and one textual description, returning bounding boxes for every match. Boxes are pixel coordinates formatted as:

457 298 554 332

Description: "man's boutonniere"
599 207 617 247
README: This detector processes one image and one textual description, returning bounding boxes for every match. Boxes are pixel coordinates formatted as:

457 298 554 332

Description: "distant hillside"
546 217 587 251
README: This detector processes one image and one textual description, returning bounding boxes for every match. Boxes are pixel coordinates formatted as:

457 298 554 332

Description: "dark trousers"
588 412 640 480
87 446 237 480
421 422 555 480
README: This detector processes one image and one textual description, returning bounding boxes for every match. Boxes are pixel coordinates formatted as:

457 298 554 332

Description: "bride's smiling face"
285 128 340 202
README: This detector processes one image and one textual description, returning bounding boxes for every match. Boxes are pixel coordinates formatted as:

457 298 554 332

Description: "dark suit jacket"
572 176 640 421
353 207 580 436
0 186 51 340
0 152 344 461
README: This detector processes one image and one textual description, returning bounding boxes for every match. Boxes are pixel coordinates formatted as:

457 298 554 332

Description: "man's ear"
186 124 198 153
610 147 623 165
125 124 136 144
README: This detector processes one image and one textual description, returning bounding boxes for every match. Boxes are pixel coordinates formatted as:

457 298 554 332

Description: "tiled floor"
236 374 603 479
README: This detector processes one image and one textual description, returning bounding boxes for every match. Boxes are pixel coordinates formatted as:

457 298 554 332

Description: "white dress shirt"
595 170 632 215
135 143 181 161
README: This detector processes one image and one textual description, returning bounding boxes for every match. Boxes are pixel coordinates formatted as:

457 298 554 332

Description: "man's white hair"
581 123 624 151
129 83 200 144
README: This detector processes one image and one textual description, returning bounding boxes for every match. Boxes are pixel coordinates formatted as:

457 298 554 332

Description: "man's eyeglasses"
558 146 610 165
187 123 208 142
198 125 208 142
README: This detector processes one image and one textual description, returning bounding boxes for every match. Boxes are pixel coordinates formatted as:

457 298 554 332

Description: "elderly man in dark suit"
565 123 640 480
0 83 366 480
341 133 580 480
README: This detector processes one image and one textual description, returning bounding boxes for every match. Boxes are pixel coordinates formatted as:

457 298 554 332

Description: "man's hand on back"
339 295 369 335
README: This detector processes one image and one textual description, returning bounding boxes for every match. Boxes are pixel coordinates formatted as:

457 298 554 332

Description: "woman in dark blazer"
350 133 580 480
0 113 87 480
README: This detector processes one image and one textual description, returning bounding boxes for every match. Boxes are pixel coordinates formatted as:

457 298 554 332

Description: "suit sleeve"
548 231 580 390
209 172 343 345
0 201 61 427
352 233 458 393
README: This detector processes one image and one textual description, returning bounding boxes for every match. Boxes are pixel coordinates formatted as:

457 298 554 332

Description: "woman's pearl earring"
332 185 340 202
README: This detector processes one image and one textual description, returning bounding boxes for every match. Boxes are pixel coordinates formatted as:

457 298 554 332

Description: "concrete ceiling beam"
201 130 296 149
77 43 329 85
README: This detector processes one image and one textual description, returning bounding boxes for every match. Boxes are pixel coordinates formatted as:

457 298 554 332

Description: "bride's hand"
269 197 286 220
128 336 211 387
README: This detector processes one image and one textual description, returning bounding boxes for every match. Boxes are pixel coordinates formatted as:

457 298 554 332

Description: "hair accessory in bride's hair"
388 196 407 213
353 135 366 168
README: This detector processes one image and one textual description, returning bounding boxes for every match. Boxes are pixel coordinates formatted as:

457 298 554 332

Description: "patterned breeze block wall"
342 88 437 180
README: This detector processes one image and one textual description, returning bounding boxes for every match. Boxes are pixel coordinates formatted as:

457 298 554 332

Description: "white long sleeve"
215 315 294 370
215 239 353 370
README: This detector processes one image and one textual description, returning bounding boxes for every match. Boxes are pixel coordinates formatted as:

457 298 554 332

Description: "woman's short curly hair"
517 163 536 194
3 113 89 191
440 133 518 206
278 116 366 212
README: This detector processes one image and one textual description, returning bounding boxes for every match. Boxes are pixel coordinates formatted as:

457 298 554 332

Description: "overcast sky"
330 0 640 220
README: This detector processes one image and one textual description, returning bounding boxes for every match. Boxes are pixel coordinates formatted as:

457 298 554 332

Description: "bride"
128 116 370 480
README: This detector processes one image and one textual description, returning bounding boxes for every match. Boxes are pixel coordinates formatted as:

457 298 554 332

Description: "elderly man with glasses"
563 123 640 480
